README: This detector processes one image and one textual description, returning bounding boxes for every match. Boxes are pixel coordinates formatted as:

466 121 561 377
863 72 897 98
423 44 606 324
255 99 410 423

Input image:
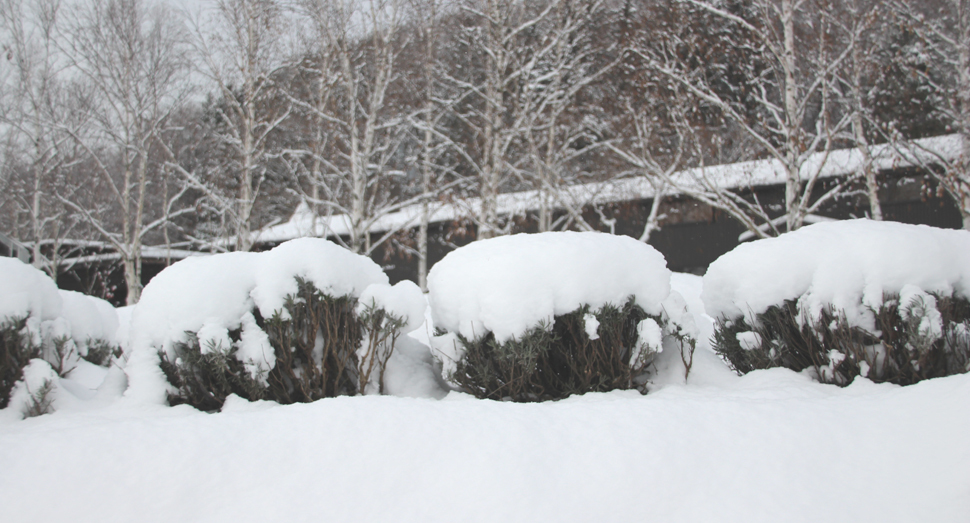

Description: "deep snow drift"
0 346 967 523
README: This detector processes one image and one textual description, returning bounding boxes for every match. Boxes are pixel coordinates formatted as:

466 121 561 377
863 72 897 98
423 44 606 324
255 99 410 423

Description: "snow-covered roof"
256 134 963 244
59 246 205 266
0 231 30 263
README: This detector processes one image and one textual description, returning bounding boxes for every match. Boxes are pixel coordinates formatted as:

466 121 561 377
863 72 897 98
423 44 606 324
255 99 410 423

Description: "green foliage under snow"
159 278 408 411
446 299 692 401
714 293 970 386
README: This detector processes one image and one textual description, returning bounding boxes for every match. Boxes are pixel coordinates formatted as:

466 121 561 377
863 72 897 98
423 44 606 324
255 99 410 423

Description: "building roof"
256 134 963 245
0 231 30 263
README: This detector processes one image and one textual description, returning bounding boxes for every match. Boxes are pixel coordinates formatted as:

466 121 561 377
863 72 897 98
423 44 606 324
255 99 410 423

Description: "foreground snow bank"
1 267 965 521
0 370 966 523
428 231 671 342
702 220 970 327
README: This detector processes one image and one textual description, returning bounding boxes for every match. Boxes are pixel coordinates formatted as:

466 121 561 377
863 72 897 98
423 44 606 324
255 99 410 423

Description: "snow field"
0 367 967 523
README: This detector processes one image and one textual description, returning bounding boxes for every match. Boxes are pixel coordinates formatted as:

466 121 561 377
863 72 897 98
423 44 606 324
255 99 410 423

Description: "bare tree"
0 0 88 276
646 0 858 238
822 0 888 221
607 90 695 243
520 0 621 234
412 0 441 290
443 0 561 239
289 0 425 255
60 0 192 303
187 0 291 252
893 0 970 228
851 1 885 221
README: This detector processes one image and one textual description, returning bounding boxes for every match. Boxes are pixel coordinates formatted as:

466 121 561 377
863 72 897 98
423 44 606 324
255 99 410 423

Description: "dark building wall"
57 258 171 307
649 214 749 274
376 168 964 284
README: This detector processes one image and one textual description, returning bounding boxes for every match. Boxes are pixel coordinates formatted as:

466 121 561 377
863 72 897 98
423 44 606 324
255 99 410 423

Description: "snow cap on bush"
129 252 260 359
125 238 391 403
252 238 389 319
427 231 672 342
357 280 427 335
57 290 120 350
702 220 970 328
0 258 61 322
2 359 59 421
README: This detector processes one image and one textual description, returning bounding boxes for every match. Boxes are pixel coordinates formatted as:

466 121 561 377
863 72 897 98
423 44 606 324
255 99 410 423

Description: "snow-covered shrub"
427 232 696 401
7 359 58 418
32 291 122 376
0 258 124 417
0 316 40 409
704 220 970 385
0 258 59 408
57 290 122 367
0 258 61 408
129 238 426 410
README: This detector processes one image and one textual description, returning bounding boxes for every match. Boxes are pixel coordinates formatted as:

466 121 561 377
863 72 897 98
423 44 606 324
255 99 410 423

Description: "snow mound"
0 258 61 322
0 259 127 417
357 280 427 335
57 290 119 356
252 238 389 320
1 359 59 421
427 231 672 343
125 238 394 404
702 220 970 328
382 336 447 399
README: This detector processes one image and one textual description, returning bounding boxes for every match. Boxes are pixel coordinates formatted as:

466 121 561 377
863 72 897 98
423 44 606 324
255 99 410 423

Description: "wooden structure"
0 232 30 264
